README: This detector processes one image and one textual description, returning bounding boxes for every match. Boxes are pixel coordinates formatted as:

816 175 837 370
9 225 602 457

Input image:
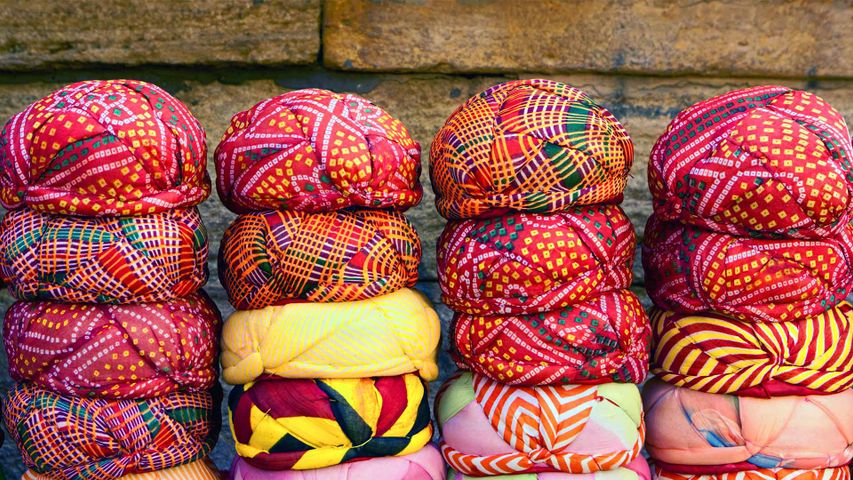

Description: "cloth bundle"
22 460 222 480
653 468 851 480
448 456 651 480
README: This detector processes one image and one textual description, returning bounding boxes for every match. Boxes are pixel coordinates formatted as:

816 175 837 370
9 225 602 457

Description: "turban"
648 85 853 239
229 375 432 470
643 378 853 473
219 209 420 309
651 303 853 397
429 78 633 220
228 444 445 480
3 382 221 480
0 207 208 304
221 288 440 385
438 205 634 315
641 214 853 323
215 88 422 214
452 289 650 386
654 467 851 480
22 460 222 480
448 456 651 480
0 79 210 216
437 371 644 476
4 292 221 399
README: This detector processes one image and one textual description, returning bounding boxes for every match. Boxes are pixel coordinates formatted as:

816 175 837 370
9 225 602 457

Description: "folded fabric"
649 85 853 239
453 289 650 386
643 377 853 473
642 214 853 323
651 303 853 397
429 78 633 220
654 467 850 480
219 209 420 309
438 205 634 315
22 459 222 480
0 79 210 217
228 443 445 480
437 371 644 476
221 288 439 384
3 382 220 480
229 374 432 470
215 88 422 214
5 292 221 399
448 455 651 480
0 207 208 303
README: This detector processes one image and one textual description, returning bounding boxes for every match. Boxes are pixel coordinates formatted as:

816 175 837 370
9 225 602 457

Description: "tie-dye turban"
452 289 650 386
643 378 853 473
0 207 208 304
22 460 222 480
219 209 420 309
651 303 853 397
654 467 850 480
0 79 210 217
642 215 853 323
221 288 439 385
648 85 853 239
448 456 651 480
438 205 634 315
215 88 422 214
4 292 221 399
229 375 432 471
3 382 220 480
429 78 633 220
228 444 445 480
437 371 644 476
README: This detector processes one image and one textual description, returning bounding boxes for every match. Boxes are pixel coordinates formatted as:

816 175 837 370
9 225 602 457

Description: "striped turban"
649 85 853 239
0 79 210 217
654 467 850 480
437 205 634 315
22 460 222 480
228 375 432 470
4 292 221 399
219 209 420 309
430 78 633 220
3 383 221 480
0 207 208 304
220 288 439 385
215 88 422 214
449 456 651 480
642 215 853 323
452 289 650 386
643 378 853 473
437 371 644 476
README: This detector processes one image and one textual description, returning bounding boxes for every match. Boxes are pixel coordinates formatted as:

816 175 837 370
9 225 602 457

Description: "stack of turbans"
0 79 222 479
429 79 651 480
214 88 443 479
642 85 853 480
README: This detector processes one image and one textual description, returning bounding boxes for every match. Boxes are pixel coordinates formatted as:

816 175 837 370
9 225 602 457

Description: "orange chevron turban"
448 456 652 480
429 78 633 220
654 467 851 480
0 79 210 217
219 209 420 309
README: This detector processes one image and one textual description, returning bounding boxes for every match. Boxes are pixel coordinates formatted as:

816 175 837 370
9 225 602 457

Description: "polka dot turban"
215 88 422 214
437 371 644 476
228 374 432 471
448 456 651 480
4 292 221 399
430 78 633 220
649 85 853 239
438 205 635 315
0 79 210 216
22 460 222 480
654 467 850 480
453 289 650 386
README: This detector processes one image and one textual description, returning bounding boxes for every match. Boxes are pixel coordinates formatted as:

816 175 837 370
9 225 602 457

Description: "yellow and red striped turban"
654 467 850 480
23 459 222 480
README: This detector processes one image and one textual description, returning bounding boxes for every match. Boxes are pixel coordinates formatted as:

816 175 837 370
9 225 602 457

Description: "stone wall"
0 0 851 474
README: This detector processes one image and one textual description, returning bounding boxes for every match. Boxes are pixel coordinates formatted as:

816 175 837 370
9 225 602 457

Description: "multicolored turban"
215 88 422 213
430 78 633 220
642 215 853 323
22 460 222 480
229 375 432 470
643 378 853 473
649 85 853 239
654 467 850 480
221 288 439 385
438 205 634 315
4 292 221 399
437 371 644 476
0 79 210 217
219 209 420 309
449 456 651 480
0 207 208 304
3 382 220 480
452 289 650 386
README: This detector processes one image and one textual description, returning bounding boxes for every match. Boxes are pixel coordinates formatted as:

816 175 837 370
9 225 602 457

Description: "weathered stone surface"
0 0 320 69
324 0 853 78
